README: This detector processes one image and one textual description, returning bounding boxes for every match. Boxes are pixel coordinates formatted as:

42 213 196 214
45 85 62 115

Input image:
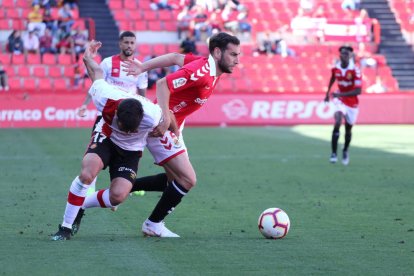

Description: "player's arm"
122 53 185 76
324 71 336 103
77 93 92 117
150 77 173 137
82 40 104 82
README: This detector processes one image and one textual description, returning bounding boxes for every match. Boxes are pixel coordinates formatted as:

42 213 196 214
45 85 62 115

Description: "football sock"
344 124 352 152
148 180 188 223
87 176 97 196
82 189 115 209
62 176 89 228
131 173 169 192
331 129 340 154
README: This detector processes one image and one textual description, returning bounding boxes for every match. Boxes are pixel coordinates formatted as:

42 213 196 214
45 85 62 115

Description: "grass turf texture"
1 126 413 275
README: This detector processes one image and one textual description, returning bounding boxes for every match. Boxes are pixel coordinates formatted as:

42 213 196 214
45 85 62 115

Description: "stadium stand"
0 0 409 93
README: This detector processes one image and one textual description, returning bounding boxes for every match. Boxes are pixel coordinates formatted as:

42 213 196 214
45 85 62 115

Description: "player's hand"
150 115 170 137
168 112 180 137
77 105 87 117
332 92 340 98
84 40 102 59
122 60 145 76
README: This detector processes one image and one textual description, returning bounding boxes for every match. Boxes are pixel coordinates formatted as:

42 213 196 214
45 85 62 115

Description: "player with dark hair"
75 32 241 237
77 31 148 195
51 40 163 240
324 45 362 165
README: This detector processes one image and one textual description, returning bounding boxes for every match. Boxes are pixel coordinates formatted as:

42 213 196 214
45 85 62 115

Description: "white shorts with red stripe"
332 98 359 125
147 130 187 165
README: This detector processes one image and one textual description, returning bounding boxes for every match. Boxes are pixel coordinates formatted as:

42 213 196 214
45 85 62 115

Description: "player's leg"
51 153 103 240
142 154 195 238
342 107 358 165
131 173 169 192
330 111 342 163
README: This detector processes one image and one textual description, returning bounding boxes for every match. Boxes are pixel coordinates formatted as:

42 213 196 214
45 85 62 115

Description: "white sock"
82 189 115 209
62 176 89 228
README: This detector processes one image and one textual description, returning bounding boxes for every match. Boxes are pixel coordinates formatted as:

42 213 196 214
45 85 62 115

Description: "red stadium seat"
11 54 25 65
38 78 53 90
108 0 123 10
18 66 31 77
152 44 167 56
0 19 10 29
23 78 37 90
32 66 47 77
129 11 142 20
2 0 15 8
9 77 22 90
54 78 68 91
0 53 11 64
42 53 56 65
123 1 137 9
57 54 73 65
27 54 41 64
63 66 75 77
134 21 147 31
137 44 152 56
48 66 63 78
6 9 20 19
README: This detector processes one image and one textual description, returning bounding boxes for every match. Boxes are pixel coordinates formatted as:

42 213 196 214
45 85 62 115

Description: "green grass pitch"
1 126 413 275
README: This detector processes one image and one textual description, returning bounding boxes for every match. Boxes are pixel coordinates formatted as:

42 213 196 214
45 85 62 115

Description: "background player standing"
324 46 362 165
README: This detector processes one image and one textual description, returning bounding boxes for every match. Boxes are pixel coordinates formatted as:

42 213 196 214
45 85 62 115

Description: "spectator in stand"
56 33 74 54
221 1 239 34
179 33 198 54
72 27 87 59
0 61 10 92
58 4 74 34
341 0 361 11
63 0 78 9
27 5 47 36
43 7 58 34
191 5 212 41
177 6 193 39
300 0 314 13
274 30 296 58
7 31 24 54
150 0 176 10
356 42 377 68
236 5 251 35
208 8 223 34
254 32 274 56
22 30 40 55
39 28 56 54
366 76 387 93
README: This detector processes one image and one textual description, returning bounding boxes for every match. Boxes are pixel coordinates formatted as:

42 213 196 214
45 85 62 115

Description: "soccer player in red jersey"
324 46 362 165
120 32 241 237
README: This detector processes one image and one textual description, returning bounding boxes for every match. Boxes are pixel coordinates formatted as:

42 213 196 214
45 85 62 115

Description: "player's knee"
109 190 128 206
78 170 96 185
176 173 197 190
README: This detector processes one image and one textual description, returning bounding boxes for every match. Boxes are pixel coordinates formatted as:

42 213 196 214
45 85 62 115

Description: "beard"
217 55 232 74
122 49 134 57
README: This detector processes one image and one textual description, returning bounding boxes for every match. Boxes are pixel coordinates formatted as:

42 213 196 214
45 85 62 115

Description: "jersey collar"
208 55 216 77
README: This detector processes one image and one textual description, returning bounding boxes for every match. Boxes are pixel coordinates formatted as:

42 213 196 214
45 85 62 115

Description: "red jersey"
165 54 220 127
332 60 362 108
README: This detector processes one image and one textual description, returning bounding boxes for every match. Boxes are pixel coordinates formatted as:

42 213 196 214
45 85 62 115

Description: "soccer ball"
258 208 290 239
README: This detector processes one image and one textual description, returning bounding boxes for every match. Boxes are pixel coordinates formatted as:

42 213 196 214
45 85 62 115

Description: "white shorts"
146 130 187 165
332 98 359 125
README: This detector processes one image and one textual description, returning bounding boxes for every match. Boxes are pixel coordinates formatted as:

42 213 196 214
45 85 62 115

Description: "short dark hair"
339 45 353 53
119 31 136 41
117 98 143 133
209 32 240 54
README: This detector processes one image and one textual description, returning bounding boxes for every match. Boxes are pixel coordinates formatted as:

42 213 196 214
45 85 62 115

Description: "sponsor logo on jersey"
346 72 353 80
112 68 119 74
195 98 208 105
337 80 353 87
172 101 187 112
90 143 97 149
172 78 187 89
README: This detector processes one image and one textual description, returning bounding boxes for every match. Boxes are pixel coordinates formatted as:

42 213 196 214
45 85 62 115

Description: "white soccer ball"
258 208 290 239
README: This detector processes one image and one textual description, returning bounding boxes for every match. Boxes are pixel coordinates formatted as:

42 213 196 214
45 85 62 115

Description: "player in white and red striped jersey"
77 31 148 195
120 32 241 237
324 45 362 166
51 40 164 240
